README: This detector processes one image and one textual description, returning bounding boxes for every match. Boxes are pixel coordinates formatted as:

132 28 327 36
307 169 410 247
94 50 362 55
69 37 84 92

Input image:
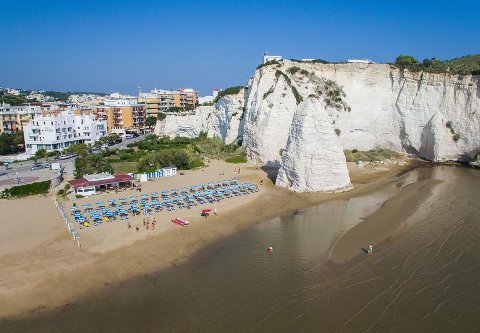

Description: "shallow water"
3 166 480 332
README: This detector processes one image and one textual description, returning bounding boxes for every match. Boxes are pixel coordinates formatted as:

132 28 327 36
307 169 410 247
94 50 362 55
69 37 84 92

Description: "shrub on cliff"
213 86 243 103
256 60 280 70
287 66 301 75
395 55 418 67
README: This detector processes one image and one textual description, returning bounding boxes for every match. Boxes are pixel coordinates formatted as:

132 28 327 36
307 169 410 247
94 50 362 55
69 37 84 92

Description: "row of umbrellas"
70 179 256 225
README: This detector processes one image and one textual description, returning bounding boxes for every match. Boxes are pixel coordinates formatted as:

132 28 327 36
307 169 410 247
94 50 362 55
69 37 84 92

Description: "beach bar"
68 173 134 196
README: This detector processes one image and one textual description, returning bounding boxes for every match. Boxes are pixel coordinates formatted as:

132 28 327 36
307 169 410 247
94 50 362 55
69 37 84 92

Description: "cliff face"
276 97 352 192
155 60 479 192
244 61 480 168
154 90 245 144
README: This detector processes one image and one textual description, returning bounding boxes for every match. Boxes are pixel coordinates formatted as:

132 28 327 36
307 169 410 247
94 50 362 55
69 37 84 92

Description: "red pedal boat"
172 218 189 227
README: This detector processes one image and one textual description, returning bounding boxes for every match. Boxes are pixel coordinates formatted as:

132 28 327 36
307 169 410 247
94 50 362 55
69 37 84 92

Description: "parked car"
125 134 134 139
31 164 43 171
44 163 52 169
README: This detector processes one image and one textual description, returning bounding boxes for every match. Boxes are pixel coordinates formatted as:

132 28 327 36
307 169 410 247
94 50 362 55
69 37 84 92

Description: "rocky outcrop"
244 61 480 168
155 60 480 192
276 98 352 192
154 90 245 144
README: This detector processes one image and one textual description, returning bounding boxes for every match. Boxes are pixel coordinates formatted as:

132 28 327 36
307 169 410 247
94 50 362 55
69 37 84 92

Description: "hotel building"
23 110 107 153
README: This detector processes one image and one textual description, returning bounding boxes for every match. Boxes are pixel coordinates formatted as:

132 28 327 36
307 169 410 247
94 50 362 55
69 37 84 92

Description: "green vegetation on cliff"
394 54 480 75
213 86 243 103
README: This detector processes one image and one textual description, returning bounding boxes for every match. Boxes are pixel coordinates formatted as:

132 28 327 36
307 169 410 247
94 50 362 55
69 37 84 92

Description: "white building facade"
263 52 282 64
23 110 107 153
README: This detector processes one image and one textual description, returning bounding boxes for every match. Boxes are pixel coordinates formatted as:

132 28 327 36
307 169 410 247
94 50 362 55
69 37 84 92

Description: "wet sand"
0 157 425 319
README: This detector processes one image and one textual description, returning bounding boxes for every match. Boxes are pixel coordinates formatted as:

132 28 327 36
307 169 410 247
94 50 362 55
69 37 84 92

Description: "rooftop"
68 173 134 189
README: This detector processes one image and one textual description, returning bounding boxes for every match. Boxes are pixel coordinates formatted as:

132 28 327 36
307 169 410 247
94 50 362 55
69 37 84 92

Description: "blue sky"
0 0 478 95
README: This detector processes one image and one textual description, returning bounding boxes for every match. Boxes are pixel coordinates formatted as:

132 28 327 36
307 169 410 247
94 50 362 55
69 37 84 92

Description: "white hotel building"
23 110 107 153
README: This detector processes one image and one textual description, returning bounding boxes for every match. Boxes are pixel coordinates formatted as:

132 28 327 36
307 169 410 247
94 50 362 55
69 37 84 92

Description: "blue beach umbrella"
130 195 137 199
108 199 115 203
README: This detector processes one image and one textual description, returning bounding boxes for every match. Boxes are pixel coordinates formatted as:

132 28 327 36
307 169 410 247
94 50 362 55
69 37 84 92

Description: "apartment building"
23 110 107 153
0 103 42 133
139 88 199 116
76 99 146 134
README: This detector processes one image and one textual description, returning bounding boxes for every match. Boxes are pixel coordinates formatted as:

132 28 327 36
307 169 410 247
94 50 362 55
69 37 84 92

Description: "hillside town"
0 86 222 157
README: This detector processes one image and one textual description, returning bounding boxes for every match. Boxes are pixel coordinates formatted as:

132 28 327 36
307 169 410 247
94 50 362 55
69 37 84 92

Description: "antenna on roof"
137 86 142 96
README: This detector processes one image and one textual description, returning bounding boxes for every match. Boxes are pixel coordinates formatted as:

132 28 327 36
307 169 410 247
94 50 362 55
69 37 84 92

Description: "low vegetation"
225 152 247 164
275 70 303 104
213 86 243 103
287 66 301 75
256 60 281 70
74 132 244 178
0 92 34 105
344 148 401 162
394 54 480 75
1 180 51 198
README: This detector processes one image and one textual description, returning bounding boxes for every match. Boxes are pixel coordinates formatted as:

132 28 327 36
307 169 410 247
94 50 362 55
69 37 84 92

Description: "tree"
395 55 418 67
146 116 158 129
68 143 88 157
34 148 47 163
157 112 166 121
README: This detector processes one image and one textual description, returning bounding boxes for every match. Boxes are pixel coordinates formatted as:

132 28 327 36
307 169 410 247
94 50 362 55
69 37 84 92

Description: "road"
1 134 146 182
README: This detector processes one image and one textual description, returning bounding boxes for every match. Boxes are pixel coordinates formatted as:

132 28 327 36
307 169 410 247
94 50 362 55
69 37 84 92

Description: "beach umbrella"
108 199 115 203
82 203 92 207
130 195 137 199
119 197 126 201
141 193 148 197
151 192 158 195
95 201 103 205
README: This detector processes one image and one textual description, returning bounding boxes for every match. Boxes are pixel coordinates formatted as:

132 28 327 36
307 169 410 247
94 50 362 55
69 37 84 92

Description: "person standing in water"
368 243 373 255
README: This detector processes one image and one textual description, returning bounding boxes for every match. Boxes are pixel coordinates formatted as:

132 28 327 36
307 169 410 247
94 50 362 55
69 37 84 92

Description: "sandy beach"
0 156 427 319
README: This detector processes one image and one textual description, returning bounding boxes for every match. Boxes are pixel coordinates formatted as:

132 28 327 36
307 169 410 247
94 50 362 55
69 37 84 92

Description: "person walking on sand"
214 207 217 216
143 218 146 227
368 243 373 255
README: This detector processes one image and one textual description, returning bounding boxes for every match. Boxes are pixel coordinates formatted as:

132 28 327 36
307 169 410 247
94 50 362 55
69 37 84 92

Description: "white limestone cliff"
244 60 480 168
276 98 352 192
154 90 245 144
155 60 480 192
